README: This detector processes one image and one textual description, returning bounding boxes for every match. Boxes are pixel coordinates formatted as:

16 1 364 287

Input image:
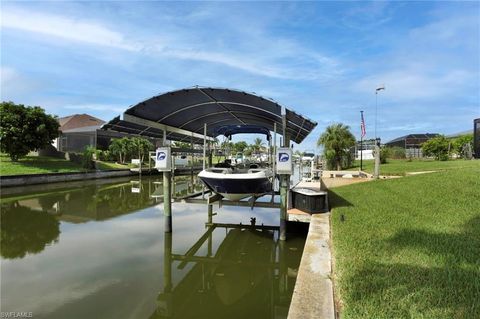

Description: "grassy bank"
330 167 480 318
349 158 479 176
95 161 130 170
0 154 131 176
0 155 85 176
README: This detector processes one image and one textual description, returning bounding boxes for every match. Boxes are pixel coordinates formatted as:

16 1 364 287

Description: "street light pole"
375 85 385 139
374 85 385 179
375 91 378 139
360 110 364 171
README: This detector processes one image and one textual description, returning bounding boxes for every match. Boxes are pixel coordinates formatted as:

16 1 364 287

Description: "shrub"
422 136 450 161
452 134 474 159
387 146 406 159
97 149 114 161
82 146 96 169
379 147 389 164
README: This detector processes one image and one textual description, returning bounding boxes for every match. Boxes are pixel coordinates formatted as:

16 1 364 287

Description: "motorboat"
198 124 274 201
198 166 273 201
301 152 315 163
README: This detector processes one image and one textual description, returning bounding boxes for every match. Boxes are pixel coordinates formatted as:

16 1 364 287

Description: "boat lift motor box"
155 147 172 171
291 188 327 213
276 148 293 174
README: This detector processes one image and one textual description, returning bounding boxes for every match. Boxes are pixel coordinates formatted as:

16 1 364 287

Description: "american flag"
361 112 366 138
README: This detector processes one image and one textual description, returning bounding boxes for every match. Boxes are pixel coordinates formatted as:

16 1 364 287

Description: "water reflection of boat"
213 228 274 306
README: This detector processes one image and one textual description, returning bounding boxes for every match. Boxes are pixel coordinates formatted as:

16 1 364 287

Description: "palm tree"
253 137 265 154
317 123 355 170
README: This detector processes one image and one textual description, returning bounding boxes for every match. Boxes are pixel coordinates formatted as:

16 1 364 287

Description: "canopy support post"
280 113 290 241
273 122 277 180
203 123 207 170
163 128 172 233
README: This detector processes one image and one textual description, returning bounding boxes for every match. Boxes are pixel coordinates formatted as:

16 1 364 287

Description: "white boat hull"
198 168 273 201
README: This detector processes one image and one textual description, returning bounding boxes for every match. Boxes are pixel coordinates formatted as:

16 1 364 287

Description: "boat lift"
101 87 317 240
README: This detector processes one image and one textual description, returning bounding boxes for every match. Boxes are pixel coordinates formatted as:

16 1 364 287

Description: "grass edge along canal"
330 165 480 319
349 158 480 176
0 154 131 176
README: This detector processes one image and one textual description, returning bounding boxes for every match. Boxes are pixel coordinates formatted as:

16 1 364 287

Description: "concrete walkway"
288 213 334 319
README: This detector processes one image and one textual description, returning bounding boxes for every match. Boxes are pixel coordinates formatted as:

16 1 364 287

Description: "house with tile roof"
54 114 106 152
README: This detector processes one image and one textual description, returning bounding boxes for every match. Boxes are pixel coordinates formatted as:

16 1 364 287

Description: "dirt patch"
322 177 371 189
406 170 437 176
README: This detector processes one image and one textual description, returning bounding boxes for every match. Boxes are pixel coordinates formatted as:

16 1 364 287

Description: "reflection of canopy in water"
152 227 284 319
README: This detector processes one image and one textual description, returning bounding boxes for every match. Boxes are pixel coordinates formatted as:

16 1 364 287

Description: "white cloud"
1 66 17 83
1 7 342 81
1 8 139 51
64 103 125 113
353 68 476 101
351 7 479 103
341 1 394 30
1 67 44 98
409 11 479 48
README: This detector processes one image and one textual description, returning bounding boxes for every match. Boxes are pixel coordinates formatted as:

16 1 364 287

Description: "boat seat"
214 161 234 169
248 168 265 174
208 168 231 174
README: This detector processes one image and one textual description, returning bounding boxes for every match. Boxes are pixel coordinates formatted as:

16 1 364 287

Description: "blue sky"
1 1 479 151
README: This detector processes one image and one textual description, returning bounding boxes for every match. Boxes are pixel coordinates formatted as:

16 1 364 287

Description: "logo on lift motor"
279 153 290 162
157 152 166 161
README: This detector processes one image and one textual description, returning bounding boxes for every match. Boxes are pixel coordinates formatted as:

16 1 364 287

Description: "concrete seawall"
0 167 203 188
0 170 136 188
288 213 334 319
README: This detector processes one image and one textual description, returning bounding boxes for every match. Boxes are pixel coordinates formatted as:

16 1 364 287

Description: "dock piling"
163 171 172 232
279 113 290 241
160 231 173 316
279 175 288 241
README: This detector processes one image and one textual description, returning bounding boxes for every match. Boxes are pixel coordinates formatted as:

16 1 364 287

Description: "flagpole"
360 110 363 171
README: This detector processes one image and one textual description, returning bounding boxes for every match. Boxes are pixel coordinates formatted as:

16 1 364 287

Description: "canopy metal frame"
102 86 316 145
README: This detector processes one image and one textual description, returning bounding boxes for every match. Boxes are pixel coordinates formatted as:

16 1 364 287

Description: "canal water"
1 176 306 319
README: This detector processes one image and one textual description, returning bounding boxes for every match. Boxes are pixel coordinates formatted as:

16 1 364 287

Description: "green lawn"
350 158 480 176
0 155 133 176
95 161 130 170
0 155 85 176
330 166 480 318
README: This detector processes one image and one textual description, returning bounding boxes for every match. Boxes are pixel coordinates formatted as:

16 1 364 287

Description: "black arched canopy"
102 87 317 144
215 125 271 140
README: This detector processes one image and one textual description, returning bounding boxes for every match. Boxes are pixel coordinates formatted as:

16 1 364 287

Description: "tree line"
317 123 475 170
1 102 474 169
